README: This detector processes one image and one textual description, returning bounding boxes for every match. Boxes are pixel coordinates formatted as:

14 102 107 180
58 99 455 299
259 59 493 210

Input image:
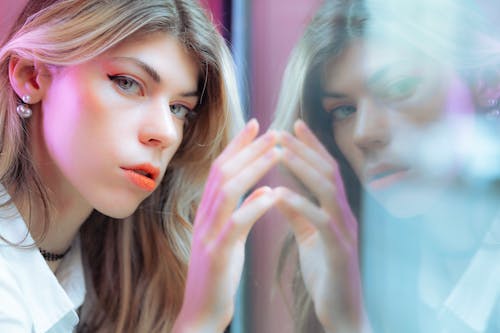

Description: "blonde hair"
0 0 243 331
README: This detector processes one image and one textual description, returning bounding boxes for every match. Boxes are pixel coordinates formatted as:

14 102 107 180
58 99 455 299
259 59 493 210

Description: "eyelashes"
170 103 198 122
108 75 143 96
322 76 423 123
107 74 198 122
327 104 357 122
370 76 423 102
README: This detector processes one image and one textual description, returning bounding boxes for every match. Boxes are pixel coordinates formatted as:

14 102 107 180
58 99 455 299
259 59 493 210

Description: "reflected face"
322 40 476 217
34 33 199 218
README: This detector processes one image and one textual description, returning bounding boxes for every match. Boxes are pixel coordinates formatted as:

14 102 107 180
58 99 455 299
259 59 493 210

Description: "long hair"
272 3 367 331
272 0 498 332
0 0 243 331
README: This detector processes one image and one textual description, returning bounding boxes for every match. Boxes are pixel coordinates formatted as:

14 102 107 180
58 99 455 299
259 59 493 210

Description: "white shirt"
420 213 500 333
441 213 500 333
0 194 86 333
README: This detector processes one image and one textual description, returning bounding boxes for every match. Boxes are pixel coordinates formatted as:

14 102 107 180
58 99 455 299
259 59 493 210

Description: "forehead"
323 39 435 91
102 32 199 85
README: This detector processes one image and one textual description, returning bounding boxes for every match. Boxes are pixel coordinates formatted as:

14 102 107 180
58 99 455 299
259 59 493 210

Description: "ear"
8 57 51 104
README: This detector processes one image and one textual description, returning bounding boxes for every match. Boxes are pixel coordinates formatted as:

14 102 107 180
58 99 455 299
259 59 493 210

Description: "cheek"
42 80 84 160
409 74 474 123
333 123 362 175
175 122 184 147
159 122 184 170
442 77 476 117
42 74 112 167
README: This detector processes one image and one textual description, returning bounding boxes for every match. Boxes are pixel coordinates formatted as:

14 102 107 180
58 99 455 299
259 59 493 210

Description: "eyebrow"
112 56 161 83
366 61 417 88
322 91 349 99
110 56 199 97
322 62 417 99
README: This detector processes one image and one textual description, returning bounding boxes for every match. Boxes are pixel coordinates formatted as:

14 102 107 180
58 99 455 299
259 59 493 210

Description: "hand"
172 119 280 333
275 120 362 333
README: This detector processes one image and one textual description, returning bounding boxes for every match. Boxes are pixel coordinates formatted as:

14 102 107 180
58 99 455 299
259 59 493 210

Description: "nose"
139 101 180 149
353 97 391 152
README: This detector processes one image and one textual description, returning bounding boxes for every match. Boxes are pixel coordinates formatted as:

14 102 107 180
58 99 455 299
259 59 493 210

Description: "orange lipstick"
121 164 160 192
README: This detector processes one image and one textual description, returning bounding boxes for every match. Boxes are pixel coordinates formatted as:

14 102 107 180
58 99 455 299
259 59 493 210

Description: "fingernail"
246 118 258 130
265 146 281 159
281 131 293 144
243 186 271 205
294 119 307 132
280 147 291 160
275 131 283 144
264 130 277 142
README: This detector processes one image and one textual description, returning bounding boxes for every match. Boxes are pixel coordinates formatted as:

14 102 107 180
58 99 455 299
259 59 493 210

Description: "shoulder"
489 296 500 332
0 254 32 332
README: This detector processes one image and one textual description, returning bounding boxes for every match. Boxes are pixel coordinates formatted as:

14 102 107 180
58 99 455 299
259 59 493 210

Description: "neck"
14 185 93 255
418 184 498 305
422 184 496 255
21 111 94 262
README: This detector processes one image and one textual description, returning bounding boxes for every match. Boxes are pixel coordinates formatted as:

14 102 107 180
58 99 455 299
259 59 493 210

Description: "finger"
288 121 350 200
275 187 333 243
198 119 260 211
202 131 276 214
217 188 276 249
294 119 335 163
280 131 334 179
241 186 271 206
280 147 355 239
216 118 260 165
275 193 318 244
221 131 278 179
198 147 281 237
275 187 353 249
279 147 335 213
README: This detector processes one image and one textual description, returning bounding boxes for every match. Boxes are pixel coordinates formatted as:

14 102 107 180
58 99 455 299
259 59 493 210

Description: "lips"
365 163 411 190
121 164 160 192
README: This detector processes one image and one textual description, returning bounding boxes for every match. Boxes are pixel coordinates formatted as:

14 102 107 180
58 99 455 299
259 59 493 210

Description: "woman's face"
322 40 476 218
33 33 199 218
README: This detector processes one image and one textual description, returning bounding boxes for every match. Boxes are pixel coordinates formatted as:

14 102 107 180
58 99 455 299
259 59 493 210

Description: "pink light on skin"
442 73 476 122
31 33 197 219
436 73 479 179
367 168 412 191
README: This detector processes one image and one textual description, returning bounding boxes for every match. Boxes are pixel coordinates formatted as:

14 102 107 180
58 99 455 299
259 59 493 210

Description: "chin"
381 200 427 219
92 199 142 219
373 182 447 219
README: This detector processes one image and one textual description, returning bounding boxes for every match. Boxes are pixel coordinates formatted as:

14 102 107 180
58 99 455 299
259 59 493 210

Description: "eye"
170 103 195 121
327 105 357 122
374 77 422 102
108 75 143 96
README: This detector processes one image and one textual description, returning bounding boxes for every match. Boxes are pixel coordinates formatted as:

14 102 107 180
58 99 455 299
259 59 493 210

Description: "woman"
273 0 500 332
0 0 280 332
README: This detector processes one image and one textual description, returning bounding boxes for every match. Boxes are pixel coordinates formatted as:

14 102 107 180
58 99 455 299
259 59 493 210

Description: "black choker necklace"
39 247 71 261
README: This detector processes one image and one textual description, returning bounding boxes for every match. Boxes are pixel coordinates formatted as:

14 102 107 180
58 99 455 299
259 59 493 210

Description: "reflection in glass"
273 0 500 332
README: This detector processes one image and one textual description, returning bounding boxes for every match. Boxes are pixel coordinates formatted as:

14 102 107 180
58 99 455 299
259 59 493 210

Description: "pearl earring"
16 95 32 118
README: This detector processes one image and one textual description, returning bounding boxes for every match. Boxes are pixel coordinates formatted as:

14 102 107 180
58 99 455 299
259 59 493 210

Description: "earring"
477 96 500 119
485 98 498 108
16 95 32 118
484 99 500 119
485 108 500 120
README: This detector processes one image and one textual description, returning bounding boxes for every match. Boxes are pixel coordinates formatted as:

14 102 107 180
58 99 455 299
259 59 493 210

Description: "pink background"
248 1 321 332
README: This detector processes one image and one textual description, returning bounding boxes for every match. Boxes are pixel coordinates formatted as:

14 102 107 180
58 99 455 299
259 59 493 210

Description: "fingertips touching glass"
274 120 362 332
175 120 282 332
